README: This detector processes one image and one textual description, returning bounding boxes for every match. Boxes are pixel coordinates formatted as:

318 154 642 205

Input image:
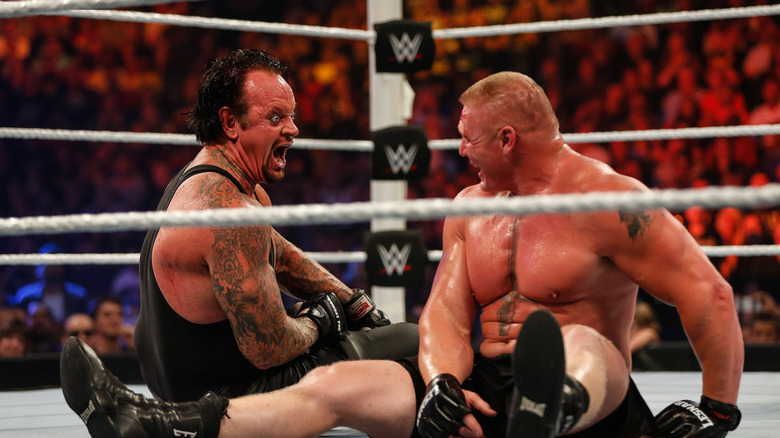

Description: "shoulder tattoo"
618 209 654 241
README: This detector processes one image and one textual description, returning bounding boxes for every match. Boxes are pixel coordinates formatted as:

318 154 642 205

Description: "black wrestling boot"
557 375 590 435
60 337 228 438
506 309 566 438
505 310 591 438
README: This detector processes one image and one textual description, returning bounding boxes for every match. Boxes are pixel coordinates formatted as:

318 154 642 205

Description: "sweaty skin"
419 79 741 435
150 71 355 370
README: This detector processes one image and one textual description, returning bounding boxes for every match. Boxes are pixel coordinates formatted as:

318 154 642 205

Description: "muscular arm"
419 215 478 384
201 177 319 369
271 230 354 303
602 186 743 404
209 223 319 369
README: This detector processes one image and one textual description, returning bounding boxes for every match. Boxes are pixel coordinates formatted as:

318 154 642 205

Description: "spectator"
749 77 780 152
742 311 780 344
109 266 141 326
630 300 661 353
4 2 780 346
26 304 62 353
11 243 91 323
661 66 703 128
61 312 94 346
713 207 745 280
0 320 27 357
90 296 133 354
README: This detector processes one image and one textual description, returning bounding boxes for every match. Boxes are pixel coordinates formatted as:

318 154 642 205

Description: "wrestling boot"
60 337 228 438
506 309 589 438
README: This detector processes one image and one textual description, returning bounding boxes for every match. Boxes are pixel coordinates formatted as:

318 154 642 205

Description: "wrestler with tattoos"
415 71 743 438
61 71 742 438
128 49 409 403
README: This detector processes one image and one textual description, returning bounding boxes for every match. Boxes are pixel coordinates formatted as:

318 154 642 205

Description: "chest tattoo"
497 217 533 335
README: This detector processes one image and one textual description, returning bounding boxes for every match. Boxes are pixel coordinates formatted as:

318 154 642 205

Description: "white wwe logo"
377 243 412 276
388 32 423 63
384 144 418 174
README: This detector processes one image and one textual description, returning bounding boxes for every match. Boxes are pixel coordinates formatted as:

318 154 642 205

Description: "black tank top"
134 164 312 401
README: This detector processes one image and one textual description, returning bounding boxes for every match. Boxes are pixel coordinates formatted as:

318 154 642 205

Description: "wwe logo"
384 144 418 174
377 243 412 276
388 32 423 63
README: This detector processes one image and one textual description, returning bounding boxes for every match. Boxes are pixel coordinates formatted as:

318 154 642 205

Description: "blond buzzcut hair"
460 72 559 137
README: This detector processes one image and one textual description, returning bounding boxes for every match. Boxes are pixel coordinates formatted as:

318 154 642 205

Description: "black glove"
297 292 347 351
344 288 391 330
416 373 472 438
654 396 741 438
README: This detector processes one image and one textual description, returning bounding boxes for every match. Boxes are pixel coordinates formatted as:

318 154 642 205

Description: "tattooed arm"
272 229 354 303
197 176 322 369
207 222 321 369
601 182 742 405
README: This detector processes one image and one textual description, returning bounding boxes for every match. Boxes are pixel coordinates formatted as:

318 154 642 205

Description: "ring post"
368 0 409 323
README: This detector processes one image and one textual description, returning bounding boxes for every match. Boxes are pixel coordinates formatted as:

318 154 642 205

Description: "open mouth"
272 144 289 167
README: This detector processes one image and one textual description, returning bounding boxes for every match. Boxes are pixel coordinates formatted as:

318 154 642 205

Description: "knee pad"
315 322 419 364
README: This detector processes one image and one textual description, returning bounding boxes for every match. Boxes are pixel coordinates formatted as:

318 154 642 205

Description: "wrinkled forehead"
458 104 491 134
244 70 296 105
458 105 475 126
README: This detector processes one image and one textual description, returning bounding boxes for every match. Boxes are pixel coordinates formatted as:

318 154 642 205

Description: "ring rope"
44 9 372 41
4 125 780 151
0 128 371 151
6 5 780 270
14 5 779 42
0 0 195 19
1 245 776 266
2 185 780 237
434 4 780 39
0 251 368 266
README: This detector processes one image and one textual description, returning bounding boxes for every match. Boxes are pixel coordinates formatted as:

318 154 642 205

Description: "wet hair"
186 49 288 144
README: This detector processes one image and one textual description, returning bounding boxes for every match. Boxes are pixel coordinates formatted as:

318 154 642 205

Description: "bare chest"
464 214 614 306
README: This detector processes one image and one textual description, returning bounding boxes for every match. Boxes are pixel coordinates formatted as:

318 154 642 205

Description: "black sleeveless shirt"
134 164 316 402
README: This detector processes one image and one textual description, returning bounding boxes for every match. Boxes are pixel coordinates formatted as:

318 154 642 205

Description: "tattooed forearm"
211 225 314 368
203 176 314 368
273 233 351 301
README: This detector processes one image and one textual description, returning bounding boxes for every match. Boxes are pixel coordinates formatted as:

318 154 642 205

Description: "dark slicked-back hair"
186 49 288 144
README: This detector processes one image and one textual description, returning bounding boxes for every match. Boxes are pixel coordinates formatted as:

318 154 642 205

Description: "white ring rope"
0 0 199 19
45 9 372 41
0 245 776 266
4 125 780 151
5 5 780 267
433 4 780 39
0 251 370 266
2 185 780 237
13 4 778 42
0 128 372 151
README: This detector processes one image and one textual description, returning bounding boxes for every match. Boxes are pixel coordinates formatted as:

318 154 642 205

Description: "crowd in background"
2 0 780 356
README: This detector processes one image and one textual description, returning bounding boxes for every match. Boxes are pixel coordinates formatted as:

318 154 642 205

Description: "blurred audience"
10 243 91 323
89 296 133 353
61 312 94 346
26 304 62 353
630 300 661 353
0 321 27 357
2 1 780 344
743 311 780 344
